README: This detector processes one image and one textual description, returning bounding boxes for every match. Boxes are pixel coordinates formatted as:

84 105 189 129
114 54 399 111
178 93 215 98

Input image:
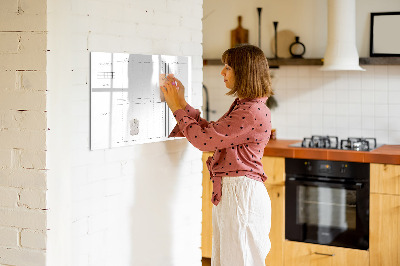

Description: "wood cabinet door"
264 184 285 266
261 156 285 186
370 193 400 266
201 152 213 258
284 241 369 266
370 163 400 195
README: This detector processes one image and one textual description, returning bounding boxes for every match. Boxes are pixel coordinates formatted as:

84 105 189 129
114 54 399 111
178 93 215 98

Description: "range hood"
320 0 365 71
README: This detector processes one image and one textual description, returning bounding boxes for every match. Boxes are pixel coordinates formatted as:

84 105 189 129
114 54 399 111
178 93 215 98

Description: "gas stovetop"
289 135 382 151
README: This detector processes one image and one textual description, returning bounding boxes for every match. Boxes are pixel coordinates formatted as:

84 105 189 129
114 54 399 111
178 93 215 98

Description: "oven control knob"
304 161 312 171
340 164 347 174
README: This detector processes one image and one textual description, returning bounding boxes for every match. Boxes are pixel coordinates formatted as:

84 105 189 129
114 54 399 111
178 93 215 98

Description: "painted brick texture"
2 0 203 265
0 0 48 265
46 0 203 266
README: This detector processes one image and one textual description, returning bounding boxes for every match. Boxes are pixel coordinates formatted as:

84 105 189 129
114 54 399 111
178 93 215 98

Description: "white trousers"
212 176 271 266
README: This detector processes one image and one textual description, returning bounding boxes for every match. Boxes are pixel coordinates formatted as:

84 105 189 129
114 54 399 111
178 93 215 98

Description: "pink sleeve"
172 107 256 152
168 104 210 137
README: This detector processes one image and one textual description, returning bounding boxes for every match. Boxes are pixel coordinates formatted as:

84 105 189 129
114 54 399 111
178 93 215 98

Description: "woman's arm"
173 106 257 152
169 103 211 137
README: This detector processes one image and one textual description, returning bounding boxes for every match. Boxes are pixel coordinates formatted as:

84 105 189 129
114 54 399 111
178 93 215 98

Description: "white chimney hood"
320 0 365 71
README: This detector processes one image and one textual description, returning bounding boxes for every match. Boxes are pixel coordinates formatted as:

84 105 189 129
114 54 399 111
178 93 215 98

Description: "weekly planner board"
90 52 191 150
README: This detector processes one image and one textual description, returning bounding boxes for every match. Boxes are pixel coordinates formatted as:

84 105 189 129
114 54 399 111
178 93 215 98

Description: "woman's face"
220 64 235 89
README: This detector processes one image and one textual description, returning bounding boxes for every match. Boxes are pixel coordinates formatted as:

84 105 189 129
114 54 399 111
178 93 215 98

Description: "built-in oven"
285 158 370 250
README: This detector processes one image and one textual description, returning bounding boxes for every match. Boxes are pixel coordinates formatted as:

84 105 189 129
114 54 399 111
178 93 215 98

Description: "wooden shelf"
268 58 322 67
203 58 323 67
359 57 400 65
203 57 400 67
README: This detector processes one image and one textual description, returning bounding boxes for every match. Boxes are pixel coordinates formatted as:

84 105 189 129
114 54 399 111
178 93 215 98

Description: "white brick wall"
0 0 48 265
2 0 203 264
21 229 47 250
0 227 19 247
47 1 203 266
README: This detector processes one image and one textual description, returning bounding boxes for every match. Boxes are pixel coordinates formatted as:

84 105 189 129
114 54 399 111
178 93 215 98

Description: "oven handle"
286 177 364 189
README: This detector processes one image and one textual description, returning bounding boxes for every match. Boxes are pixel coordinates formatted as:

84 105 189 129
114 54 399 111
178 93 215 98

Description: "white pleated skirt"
211 176 271 266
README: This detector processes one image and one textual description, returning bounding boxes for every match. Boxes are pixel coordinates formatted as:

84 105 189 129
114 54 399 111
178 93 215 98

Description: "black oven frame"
285 158 370 250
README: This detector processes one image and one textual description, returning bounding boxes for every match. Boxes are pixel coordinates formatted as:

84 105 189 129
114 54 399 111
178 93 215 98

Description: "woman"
161 44 273 266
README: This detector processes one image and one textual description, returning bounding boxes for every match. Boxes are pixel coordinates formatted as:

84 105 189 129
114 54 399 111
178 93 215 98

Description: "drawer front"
284 241 369 266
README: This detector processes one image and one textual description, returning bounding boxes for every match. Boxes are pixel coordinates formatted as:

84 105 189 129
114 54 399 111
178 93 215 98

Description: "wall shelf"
359 57 400 65
203 57 400 67
203 58 322 67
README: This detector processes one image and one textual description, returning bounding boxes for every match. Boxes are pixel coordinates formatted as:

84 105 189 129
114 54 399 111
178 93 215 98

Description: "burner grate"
340 137 377 151
296 136 378 151
301 135 339 149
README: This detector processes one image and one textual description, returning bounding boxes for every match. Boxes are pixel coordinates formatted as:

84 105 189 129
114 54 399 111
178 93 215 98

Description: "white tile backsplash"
269 65 400 144
389 131 400 143
375 104 389 117
388 75 400 91
203 64 400 144
374 77 388 91
361 104 375 117
374 90 388 104
389 104 400 117
388 91 400 104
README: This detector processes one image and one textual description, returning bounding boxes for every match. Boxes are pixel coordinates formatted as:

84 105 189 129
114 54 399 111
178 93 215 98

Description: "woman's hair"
221 44 273 99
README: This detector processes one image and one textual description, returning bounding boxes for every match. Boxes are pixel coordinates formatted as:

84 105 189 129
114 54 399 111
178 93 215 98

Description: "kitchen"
202 0 400 265
0 0 399 265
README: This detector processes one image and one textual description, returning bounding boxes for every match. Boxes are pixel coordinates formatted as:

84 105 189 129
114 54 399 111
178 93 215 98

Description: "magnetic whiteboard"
90 52 191 150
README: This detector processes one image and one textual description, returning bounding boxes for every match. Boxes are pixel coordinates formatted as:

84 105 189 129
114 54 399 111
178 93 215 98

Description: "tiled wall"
271 65 400 144
203 65 400 145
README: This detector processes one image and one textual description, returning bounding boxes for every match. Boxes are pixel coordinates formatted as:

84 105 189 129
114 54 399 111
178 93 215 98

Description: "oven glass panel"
297 186 357 230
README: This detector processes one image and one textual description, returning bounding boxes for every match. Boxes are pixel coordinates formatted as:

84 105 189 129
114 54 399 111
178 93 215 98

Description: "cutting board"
231 16 249 48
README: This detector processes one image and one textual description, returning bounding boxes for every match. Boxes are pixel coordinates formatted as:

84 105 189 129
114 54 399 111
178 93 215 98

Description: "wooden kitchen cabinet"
370 163 400 266
370 193 400 266
264 184 285 266
262 156 285 266
370 163 400 195
202 152 213 258
261 156 285 186
201 154 286 265
284 241 369 266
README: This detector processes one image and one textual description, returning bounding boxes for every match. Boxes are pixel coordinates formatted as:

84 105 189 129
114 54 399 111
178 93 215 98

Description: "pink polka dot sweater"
169 97 272 206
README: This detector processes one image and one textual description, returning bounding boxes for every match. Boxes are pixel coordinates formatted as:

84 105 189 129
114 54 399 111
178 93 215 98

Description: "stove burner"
340 137 377 151
295 136 378 151
301 135 339 149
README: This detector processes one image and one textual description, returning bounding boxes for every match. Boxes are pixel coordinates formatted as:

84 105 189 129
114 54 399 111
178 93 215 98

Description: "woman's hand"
173 77 187 109
161 76 184 113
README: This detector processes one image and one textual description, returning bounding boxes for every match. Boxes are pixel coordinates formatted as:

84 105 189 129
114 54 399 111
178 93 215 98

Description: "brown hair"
221 44 273 99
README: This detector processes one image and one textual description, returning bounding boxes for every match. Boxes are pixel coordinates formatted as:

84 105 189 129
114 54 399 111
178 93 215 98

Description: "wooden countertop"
263 139 400 165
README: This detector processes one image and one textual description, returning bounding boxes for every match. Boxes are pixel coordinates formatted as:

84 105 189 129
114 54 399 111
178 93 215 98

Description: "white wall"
47 0 203 266
203 0 400 58
0 0 48 265
203 0 400 145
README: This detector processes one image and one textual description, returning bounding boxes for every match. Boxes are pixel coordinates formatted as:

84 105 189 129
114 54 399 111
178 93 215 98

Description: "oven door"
285 177 369 250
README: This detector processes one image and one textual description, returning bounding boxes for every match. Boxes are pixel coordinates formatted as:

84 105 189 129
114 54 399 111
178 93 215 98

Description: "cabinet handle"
314 252 335 257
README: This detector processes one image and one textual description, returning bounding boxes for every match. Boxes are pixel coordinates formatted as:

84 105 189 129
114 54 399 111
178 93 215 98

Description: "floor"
202 257 211 266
